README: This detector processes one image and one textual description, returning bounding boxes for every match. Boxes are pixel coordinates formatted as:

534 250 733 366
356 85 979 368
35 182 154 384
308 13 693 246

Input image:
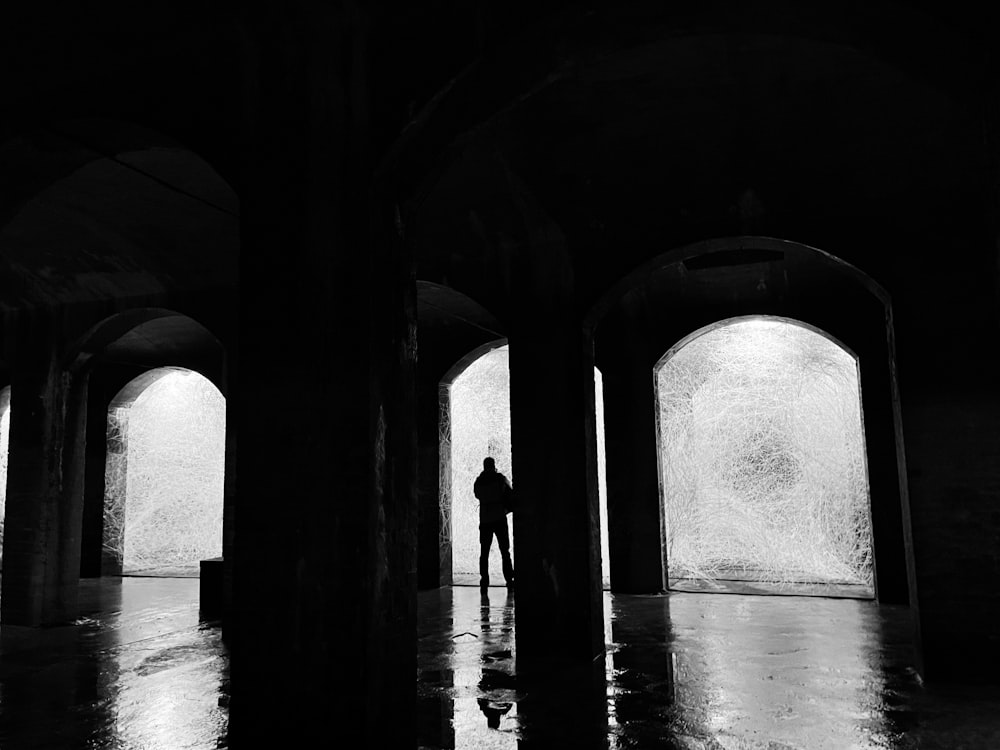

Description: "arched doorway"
655 316 874 597
442 344 610 587
103 367 225 576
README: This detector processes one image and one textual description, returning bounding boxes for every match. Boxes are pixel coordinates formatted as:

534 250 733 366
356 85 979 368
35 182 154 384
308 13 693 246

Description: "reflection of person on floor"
477 698 513 729
474 457 515 590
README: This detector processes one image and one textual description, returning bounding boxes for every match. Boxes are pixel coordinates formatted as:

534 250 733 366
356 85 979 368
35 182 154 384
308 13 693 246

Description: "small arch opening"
655 316 874 597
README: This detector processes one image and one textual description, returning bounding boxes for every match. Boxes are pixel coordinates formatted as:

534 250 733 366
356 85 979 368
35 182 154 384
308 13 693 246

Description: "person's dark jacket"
474 469 512 524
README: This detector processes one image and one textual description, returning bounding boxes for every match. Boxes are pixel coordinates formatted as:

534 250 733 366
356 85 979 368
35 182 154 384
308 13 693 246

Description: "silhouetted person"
474 457 514 590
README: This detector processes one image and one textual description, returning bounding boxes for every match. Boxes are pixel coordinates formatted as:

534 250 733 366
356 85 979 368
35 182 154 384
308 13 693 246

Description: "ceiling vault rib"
45 126 239 219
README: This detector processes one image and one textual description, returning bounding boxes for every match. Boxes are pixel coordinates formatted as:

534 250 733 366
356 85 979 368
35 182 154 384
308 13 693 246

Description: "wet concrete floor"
0 577 228 749
418 586 1000 749
3 578 999 748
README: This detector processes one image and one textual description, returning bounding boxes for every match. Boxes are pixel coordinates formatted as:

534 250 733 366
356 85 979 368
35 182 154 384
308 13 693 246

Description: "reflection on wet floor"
4 578 1000 748
0 577 228 750
418 585 1000 749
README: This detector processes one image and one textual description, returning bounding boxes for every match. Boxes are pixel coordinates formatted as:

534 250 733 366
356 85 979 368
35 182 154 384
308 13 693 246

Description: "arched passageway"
442 344 610 587
104 368 225 576
590 237 912 604
656 317 874 597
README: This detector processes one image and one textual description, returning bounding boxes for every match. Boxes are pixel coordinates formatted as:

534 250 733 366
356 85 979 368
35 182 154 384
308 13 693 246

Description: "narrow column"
221 354 237 630
601 347 666 594
79 373 109 577
416 370 447 589
47 367 89 623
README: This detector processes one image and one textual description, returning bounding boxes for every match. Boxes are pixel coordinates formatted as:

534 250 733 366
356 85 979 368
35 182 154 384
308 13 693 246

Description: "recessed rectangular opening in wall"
683 249 784 271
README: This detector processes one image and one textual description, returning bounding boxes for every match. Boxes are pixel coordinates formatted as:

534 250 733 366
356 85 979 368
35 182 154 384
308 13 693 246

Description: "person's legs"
479 524 493 587
496 519 514 585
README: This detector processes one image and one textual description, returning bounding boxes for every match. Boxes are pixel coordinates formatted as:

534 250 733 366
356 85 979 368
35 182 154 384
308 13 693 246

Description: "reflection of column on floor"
421 693 455 748
1 335 88 626
601 327 666 594
513 655 607 748
607 594 675 730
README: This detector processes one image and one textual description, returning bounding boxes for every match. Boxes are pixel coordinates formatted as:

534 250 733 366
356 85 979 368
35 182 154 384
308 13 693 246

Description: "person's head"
483 457 496 472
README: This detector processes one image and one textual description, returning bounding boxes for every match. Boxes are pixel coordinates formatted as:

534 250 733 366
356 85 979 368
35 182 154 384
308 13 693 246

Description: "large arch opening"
104 367 226 576
442 344 610 587
66 307 231 583
655 316 874 597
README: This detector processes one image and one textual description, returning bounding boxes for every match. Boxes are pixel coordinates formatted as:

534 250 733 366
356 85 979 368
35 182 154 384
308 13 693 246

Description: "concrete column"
221 355 237 632
228 6 418 744
48 368 89 622
896 299 1000 681
601 351 666 594
509 318 604 669
2 344 88 626
416 370 447 589
80 372 109 578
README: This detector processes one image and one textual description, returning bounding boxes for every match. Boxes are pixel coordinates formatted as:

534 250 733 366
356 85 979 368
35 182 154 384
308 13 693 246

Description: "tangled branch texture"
448 347 610 585
657 319 874 586
104 371 225 575
449 348 514 584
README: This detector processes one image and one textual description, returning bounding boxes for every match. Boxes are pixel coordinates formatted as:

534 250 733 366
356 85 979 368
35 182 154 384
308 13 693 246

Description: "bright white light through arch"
104 368 225 576
655 316 874 592
447 346 610 587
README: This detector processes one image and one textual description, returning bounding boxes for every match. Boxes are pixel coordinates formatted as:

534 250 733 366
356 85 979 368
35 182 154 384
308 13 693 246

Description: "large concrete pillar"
504 201 604 668
509 317 604 668
897 289 1000 681
1 334 88 626
228 6 417 745
508 320 610 741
